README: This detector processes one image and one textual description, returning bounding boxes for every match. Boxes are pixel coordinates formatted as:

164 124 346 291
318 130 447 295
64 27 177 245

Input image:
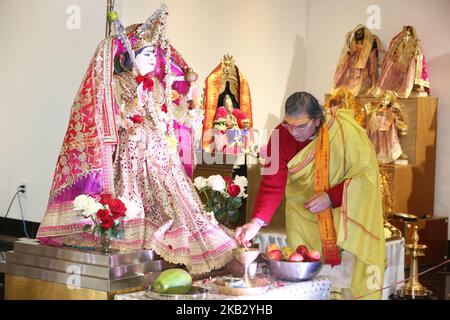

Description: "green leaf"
215 210 227 221
91 225 98 236
82 224 92 232
228 210 240 223
228 197 242 210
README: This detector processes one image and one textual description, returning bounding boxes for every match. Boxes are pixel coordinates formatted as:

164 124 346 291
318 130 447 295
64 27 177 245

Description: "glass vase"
97 232 112 254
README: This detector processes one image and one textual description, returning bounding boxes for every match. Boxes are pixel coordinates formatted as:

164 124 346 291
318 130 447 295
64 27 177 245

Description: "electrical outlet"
17 183 27 196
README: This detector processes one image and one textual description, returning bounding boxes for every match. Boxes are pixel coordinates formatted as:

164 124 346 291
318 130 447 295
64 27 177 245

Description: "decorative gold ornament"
220 54 240 99
184 68 198 83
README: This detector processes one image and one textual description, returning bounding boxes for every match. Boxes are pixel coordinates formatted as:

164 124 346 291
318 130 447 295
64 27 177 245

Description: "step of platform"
2 239 178 293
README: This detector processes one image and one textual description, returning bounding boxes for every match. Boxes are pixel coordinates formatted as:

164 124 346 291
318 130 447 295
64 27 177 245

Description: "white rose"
83 200 103 217
73 195 90 211
119 197 141 220
194 177 208 190
234 175 248 188
233 175 248 198
74 195 102 217
207 175 226 192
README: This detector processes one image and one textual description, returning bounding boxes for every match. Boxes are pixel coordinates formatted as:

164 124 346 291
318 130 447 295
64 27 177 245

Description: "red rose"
109 198 127 220
101 215 115 230
224 176 232 186
232 108 246 120
237 117 250 129
99 194 113 206
161 104 168 113
214 107 228 120
227 184 241 197
96 209 110 222
135 75 154 91
130 115 144 124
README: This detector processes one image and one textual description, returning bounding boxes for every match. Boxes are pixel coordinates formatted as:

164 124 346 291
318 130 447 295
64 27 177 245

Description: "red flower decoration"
232 109 246 120
130 115 144 124
214 107 228 120
101 215 115 230
109 198 127 220
96 209 110 222
135 75 154 92
227 184 241 197
99 194 113 206
224 176 233 186
161 104 168 113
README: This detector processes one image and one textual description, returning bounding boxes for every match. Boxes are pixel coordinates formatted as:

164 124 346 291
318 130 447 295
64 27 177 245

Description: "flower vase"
216 212 238 230
97 233 114 254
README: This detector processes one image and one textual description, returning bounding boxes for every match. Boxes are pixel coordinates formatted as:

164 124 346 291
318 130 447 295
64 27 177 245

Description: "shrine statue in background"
332 25 383 96
325 89 366 127
374 26 430 98
365 90 408 164
202 54 254 153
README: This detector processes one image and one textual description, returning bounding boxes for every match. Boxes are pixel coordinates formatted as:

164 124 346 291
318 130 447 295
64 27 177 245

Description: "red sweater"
252 124 344 224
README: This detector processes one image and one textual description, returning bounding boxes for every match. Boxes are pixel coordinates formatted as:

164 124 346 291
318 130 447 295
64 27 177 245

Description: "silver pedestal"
0 239 177 293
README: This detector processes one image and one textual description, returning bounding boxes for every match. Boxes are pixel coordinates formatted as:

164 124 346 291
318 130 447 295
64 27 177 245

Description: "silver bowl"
263 256 323 282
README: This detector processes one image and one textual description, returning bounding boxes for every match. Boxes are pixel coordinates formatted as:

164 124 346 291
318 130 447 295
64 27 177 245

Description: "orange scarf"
315 124 341 266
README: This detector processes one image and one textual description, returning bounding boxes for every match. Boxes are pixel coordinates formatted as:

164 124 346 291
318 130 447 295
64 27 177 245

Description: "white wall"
1 0 449 238
0 0 104 225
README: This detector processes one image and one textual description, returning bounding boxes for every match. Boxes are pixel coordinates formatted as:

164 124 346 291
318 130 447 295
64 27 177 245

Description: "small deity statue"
332 25 383 96
365 90 408 164
374 26 430 98
202 54 253 153
325 89 366 127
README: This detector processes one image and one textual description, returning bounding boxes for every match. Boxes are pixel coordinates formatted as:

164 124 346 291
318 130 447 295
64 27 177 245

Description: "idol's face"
381 95 391 107
224 95 233 111
282 113 321 142
135 46 157 76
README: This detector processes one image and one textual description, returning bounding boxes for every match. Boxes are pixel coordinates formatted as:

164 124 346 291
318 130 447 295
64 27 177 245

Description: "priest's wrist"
250 217 265 228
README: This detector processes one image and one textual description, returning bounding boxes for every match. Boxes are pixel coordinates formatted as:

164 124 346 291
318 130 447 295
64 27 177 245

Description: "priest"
235 92 386 299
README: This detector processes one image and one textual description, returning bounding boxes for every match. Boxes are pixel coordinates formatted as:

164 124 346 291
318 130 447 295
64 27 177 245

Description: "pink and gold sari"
37 35 236 275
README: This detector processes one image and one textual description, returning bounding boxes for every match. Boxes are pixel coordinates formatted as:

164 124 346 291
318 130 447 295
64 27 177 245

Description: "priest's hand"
304 192 332 213
235 218 263 247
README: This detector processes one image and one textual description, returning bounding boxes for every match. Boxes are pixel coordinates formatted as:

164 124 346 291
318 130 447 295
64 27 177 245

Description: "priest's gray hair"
285 92 324 120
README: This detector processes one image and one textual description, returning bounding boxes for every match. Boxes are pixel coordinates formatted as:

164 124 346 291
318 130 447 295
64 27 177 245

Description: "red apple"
288 252 304 262
266 244 280 257
266 243 280 253
307 250 321 262
267 249 283 261
296 244 309 257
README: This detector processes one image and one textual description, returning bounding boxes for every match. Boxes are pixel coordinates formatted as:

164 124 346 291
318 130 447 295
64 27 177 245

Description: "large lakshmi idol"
36 6 236 274
374 26 430 98
332 25 383 96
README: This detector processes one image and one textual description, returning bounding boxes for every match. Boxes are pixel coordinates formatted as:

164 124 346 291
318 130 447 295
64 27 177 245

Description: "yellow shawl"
286 109 386 299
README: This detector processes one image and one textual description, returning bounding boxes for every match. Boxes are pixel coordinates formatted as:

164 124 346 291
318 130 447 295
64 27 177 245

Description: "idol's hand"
234 219 262 247
122 119 134 134
304 192 332 213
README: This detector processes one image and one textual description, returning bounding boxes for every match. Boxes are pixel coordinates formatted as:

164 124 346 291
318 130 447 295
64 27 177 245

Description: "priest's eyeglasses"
281 119 314 133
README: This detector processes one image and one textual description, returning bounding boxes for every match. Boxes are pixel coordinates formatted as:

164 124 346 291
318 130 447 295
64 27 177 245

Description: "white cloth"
114 277 332 300
254 231 405 300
